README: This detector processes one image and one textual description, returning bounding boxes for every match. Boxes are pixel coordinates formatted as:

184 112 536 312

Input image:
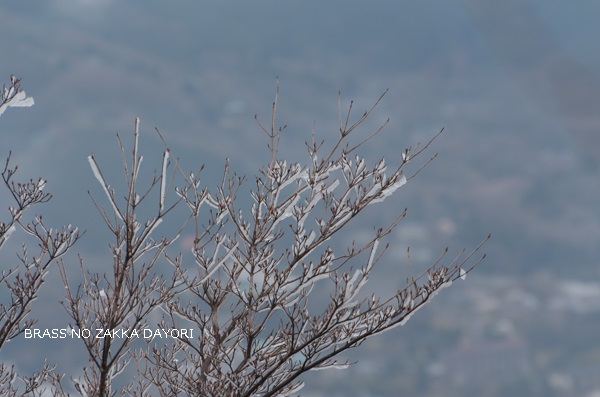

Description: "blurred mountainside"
2 1 597 277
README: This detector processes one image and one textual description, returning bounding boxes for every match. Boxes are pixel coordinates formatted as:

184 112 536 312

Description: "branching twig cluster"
58 118 191 397
0 75 80 394
0 76 489 396
137 85 489 396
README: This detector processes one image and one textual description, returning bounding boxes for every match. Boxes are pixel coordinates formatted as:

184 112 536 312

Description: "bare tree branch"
0 75 488 396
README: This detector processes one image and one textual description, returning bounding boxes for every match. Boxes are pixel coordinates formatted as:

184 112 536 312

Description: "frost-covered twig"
0 75 34 117
145 86 489 397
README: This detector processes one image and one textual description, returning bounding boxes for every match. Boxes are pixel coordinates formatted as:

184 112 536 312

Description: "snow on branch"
160 149 170 211
125 88 489 397
88 154 124 222
0 75 34 117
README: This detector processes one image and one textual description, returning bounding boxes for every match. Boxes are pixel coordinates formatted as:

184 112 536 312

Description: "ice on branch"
369 174 407 204
0 90 34 117
198 241 239 283
88 154 123 221
401 149 411 162
160 150 169 211
144 218 163 239
0 224 16 246
311 362 350 371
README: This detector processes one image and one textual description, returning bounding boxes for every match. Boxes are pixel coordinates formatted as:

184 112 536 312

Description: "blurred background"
1 1 599 396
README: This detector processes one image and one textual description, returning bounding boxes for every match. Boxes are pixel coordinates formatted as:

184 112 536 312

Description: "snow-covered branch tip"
160 149 170 211
0 75 34 117
88 154 124 222
0 78 490 397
